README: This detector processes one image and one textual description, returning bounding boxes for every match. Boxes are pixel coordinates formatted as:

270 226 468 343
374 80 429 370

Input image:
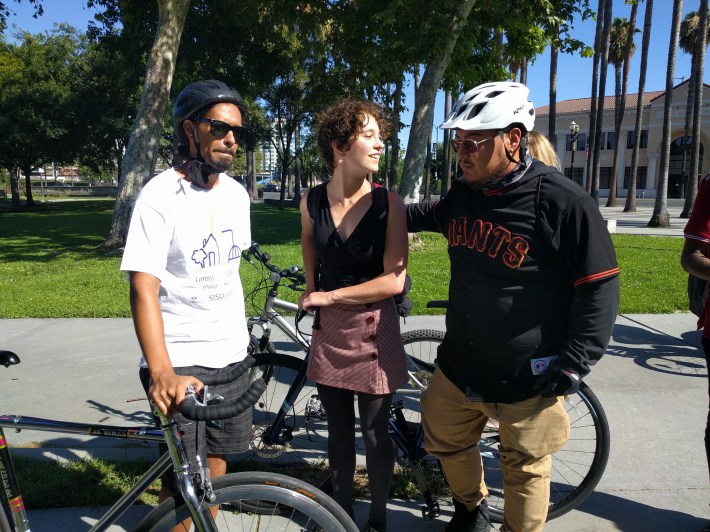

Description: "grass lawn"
0 198 688 317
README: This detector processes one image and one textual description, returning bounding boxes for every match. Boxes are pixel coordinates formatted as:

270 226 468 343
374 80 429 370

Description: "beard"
206 151 233 173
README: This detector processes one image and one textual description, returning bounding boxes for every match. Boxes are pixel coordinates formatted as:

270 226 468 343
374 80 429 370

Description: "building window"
604 131 616 150
624 166 648 189
563 167 584 185
626 129 648 149
565 133 587 152
599 167 613 189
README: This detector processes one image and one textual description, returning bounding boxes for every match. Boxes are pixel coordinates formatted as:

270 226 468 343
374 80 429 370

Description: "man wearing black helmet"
407 82 620 532
120 80 252 509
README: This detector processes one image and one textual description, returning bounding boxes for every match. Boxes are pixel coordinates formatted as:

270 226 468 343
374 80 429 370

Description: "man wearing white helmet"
407 82 620 532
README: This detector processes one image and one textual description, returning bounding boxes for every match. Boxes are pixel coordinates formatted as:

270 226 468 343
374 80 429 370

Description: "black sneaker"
443 499 491 532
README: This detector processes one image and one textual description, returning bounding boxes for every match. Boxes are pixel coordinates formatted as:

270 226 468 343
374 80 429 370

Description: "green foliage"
0 197 692 318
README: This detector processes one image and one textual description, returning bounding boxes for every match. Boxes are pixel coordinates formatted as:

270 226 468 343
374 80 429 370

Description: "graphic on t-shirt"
191 229 242 269
447 217 529 269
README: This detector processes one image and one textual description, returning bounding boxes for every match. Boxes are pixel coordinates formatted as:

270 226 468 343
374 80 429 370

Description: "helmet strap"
186 125 216 185
502 130 528 167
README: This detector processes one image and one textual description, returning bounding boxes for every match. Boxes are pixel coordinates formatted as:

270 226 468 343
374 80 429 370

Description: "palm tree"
591 0 612 201
549 42 558 146
586 0 606 193
625 0 654 213
606 13 638 207
680 6 710 216
648 0 683 228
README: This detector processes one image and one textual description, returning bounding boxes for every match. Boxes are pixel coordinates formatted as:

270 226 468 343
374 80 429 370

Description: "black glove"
534 363 581 398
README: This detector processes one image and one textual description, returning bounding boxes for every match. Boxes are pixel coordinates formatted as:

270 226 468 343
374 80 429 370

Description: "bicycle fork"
389 401 441 521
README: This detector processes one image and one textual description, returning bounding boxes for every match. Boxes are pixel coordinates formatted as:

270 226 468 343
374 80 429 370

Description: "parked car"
262 183 280 192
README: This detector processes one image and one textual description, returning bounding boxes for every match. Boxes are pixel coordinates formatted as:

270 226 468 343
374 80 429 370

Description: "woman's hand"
299 289 333 313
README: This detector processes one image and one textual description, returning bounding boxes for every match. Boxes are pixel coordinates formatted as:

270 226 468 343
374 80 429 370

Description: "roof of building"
535 91 665 116
535 80 710 117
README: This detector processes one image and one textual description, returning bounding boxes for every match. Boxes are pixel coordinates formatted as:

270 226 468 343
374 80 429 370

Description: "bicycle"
240 242 610 523
0 350 358 532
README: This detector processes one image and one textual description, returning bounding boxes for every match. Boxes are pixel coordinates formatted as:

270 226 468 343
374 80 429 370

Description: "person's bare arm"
300 191 408 310
681 239 710 280
128 271 203 416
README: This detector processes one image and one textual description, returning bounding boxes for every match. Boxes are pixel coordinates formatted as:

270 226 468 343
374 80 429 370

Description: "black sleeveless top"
307 182 388 292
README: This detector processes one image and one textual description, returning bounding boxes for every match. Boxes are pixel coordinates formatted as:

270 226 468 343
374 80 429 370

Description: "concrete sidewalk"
1 198 704 530
1 312 709 531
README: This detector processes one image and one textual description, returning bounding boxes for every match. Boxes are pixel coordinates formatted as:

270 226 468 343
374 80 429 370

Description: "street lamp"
569 121 580 182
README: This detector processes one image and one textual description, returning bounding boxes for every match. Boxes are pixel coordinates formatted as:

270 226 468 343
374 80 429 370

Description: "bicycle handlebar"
242 242 306 287
179 355 267 421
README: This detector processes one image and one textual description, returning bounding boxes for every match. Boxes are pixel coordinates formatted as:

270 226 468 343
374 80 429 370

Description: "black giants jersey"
407 160 620 403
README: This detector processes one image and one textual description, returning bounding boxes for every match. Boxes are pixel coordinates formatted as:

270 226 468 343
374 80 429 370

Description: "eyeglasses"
196 118 246 142
452 134 497 155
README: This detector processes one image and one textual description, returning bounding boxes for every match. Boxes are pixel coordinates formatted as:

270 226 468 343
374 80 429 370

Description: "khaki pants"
421 369 570 532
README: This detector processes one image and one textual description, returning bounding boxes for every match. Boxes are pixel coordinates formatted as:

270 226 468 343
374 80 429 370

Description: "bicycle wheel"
401 329 444 373
483 382 610 521
244 352 330 484
398 329 610 523
135 471 358 531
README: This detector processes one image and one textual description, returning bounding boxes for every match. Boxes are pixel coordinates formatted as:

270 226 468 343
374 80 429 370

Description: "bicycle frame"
0 409 218 531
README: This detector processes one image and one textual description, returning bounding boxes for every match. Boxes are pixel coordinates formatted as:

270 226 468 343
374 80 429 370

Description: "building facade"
534 80 710 198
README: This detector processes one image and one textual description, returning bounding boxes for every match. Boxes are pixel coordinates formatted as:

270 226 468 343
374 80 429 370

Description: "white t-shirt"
120 168 251 368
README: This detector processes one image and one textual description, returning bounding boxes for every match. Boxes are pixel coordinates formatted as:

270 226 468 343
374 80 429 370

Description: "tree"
0 26 82 207
103 0 190 248
586 0 605 193
590 0 612 200
398 0 477 203
625 0 653 213
648 0 683 228
606 12 638 207
680 5 710 216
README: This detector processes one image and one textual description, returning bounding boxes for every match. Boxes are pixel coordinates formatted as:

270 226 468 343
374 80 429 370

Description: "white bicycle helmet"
441 82 535 133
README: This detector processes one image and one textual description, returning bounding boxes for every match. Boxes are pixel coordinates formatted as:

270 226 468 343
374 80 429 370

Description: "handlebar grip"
180 378 266 421
198 355 256 386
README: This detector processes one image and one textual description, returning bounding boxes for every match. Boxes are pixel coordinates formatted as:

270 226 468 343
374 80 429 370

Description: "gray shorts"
139 362 252 493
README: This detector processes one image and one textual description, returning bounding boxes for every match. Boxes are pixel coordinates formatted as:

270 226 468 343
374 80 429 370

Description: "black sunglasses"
196 118 247 142
452 134 498 155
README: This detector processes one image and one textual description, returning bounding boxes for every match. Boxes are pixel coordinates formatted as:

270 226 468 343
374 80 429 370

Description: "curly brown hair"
316 98 390 174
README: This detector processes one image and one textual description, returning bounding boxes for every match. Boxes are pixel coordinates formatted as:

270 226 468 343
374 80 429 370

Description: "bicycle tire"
244 352 331 485
135 471 357 531
399 329 610 523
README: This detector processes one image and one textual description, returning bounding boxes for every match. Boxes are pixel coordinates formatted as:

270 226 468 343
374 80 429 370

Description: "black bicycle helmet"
173 79 247 157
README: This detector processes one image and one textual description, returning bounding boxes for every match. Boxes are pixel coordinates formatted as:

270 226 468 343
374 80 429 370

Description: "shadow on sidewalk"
608 323 706 377
571 491 708 531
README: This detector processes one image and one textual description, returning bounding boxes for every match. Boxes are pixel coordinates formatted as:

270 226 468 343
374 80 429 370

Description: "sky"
3 0 708 148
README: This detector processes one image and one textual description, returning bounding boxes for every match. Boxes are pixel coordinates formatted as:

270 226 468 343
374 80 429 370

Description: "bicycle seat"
0 351 20 368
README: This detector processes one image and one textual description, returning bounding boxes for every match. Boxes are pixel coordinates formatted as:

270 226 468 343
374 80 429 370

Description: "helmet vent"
485 90 504 99
466 102 487 121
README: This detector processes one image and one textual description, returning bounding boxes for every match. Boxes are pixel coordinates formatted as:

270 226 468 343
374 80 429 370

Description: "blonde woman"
527 130 561 170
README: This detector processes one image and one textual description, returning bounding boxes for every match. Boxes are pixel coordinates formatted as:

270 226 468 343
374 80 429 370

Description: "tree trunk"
680 68 695 206
591 0 612 201
683 0 707 218
587 0 605 193
649 0 683 228
247 149 257 200
9 167 20 208
294 122 302 203
607 62 622 207
520 59 528 85
625 0 653 213
104 0 191 248
609 3 637 208
388 76 403 192
548 43 558 147
398 0 477 203
442 91 453 197
23 165 35 207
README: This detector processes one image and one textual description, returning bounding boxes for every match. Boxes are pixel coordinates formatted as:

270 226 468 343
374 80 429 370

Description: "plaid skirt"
306 297 408 394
